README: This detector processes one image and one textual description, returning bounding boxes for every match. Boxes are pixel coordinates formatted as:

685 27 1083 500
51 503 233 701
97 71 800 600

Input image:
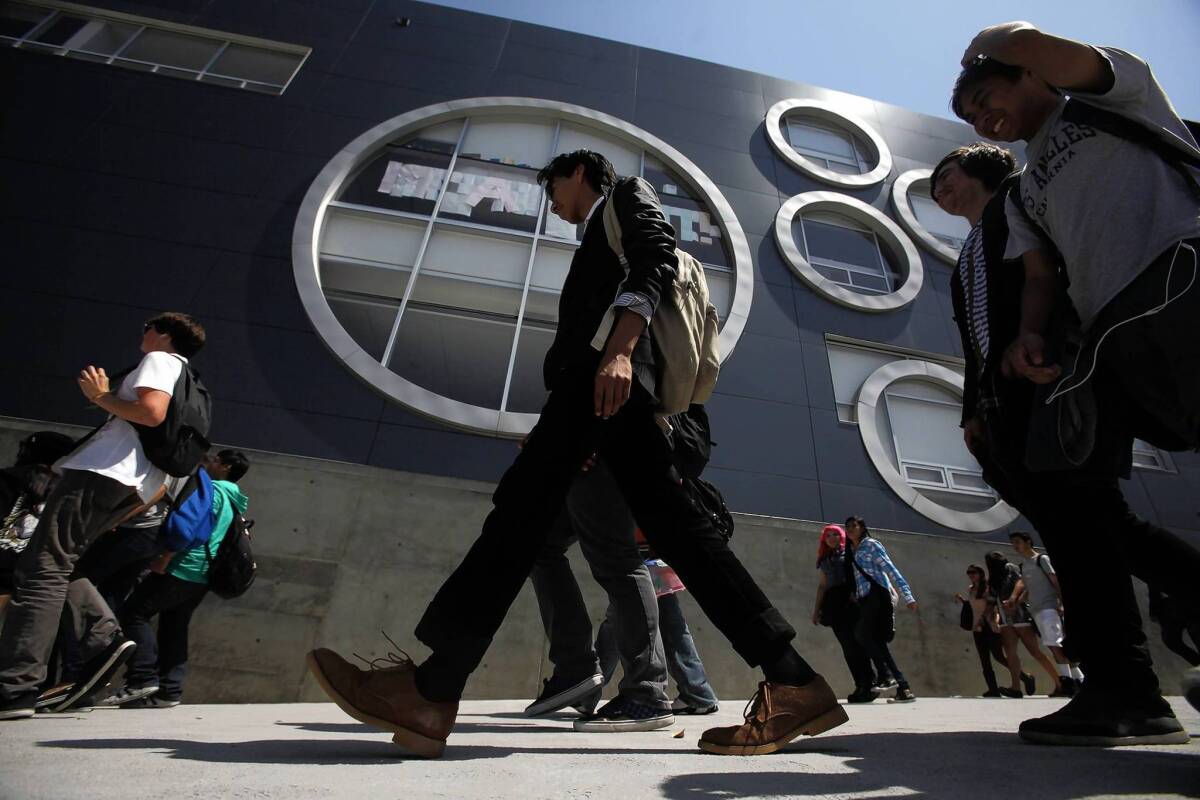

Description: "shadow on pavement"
278 719 571 736
658 731 1200 800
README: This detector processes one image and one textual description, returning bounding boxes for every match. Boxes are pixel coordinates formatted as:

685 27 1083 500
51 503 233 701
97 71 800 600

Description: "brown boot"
306 647 458 757
699 676 848 755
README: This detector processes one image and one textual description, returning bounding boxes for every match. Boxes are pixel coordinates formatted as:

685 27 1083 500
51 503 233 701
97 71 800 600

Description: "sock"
1057 664 1072 679
762 646 817 686
1070 666 1084 681
414 654 468 703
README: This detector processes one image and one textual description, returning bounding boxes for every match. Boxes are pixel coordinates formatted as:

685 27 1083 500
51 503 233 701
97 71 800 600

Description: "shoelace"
352 630 414 672
741 682 773 726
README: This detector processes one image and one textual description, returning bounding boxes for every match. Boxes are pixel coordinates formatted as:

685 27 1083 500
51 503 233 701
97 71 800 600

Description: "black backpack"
666 405 735 540
205 515 257 599
133 360 213 478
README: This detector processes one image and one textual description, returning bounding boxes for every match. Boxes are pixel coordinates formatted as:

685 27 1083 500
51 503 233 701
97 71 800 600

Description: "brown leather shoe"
306 647 458 757
698 676 848 755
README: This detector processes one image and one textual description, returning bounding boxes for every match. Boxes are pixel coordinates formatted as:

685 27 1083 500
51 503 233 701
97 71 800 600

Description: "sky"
426 0 1200 123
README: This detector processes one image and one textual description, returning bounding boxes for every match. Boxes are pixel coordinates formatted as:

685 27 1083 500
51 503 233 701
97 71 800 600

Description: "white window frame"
825 335 965 424
798 212 899 297
883 387 996 501
786 119 870 175
765 98 893 189
1 0 310 94
1132 439 1175 472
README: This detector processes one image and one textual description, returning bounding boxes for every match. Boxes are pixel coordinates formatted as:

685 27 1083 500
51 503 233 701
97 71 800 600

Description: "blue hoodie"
167 480 249 585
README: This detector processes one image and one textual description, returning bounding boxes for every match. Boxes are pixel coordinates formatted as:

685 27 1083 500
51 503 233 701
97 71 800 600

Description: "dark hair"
1008 530 1034 545
536 150 617 196
146 312 206 358
984 550 1011 595
950 57 1026 120
930 143 1017 197
966 563 986 599
216 449 250 483
844 515 871 539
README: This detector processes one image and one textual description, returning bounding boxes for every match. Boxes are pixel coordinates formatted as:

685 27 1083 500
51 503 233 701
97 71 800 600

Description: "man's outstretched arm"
962 21 1114 94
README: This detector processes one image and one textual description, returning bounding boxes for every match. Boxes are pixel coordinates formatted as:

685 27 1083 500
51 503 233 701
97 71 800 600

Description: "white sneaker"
98 684 159 707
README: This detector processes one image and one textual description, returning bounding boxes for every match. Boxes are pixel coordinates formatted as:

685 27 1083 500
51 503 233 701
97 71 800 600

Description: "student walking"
984 551 1060 697
812 524 875 702
1009 532 1082 696
306 150 846 758
956 563 1019 698
950 21 1200 742
845 517 918 704
103 450 249 708
0 313 206 720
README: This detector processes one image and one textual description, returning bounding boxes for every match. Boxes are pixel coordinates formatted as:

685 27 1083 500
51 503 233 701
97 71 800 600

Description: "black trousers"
973 627 1007 692
978 378 1200 696
415 360 796 699
120 573 208 699
853 585 907 690
828 605 873 691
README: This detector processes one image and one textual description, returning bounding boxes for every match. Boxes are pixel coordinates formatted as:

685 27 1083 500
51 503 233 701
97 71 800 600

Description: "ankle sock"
762 646 817 686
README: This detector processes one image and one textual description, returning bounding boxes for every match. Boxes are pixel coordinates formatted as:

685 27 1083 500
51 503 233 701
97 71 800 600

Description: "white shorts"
1034 608 1064 647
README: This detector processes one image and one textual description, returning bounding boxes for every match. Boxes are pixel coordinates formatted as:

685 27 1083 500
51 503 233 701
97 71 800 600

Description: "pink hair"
817 524 846 565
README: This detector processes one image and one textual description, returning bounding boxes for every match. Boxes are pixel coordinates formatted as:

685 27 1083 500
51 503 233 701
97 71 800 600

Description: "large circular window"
775 192 923 312
891 169 972 266
293 98 753 437
856 360 1018 532
765 99 892 188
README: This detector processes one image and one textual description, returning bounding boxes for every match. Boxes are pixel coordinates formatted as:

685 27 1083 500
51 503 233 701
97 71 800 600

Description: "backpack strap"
1063 99 1200 196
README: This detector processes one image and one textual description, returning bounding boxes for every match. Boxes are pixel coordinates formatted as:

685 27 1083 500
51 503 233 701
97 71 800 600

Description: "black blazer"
950 176 1027 426
542 176 678 396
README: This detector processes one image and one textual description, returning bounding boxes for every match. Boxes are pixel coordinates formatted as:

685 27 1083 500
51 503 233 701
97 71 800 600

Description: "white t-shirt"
57 351 186 501
1004 47 1200 329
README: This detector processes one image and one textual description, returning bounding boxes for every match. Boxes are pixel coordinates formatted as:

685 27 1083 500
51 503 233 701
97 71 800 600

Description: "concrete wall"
2 416 1188 703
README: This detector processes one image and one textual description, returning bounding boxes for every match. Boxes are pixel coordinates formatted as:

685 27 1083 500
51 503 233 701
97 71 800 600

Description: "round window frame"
775 191 924 312
891 168 961 266
856 360 1019 533
293 97 754 438
765 98 893 188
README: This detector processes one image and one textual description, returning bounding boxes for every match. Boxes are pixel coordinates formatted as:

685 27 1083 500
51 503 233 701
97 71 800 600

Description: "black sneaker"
573 695 674 732
1018 687 1189 746
1020 672 1036 697
1182 666 1199 714
98 683 159 707
51 638 136 712
874 676 898 691
847 688 879 704
982 689 1005 698
0 692 38 721
888 687 917 704
570 687 602 716
122 695 180 709
670 697 719 715
1049 677 1078 698
524 673 603 717
999 687 1023 699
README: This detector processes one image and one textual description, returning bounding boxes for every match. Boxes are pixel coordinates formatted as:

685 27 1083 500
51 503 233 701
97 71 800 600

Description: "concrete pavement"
1 698 1197 799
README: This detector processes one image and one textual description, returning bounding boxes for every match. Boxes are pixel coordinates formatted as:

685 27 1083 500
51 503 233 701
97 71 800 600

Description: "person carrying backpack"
306 150 846 759
103 450 249 708
0 312 207 721
949 21 1200 744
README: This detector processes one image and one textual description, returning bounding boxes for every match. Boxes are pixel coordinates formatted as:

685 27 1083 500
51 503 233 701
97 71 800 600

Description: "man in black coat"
307 150 846 758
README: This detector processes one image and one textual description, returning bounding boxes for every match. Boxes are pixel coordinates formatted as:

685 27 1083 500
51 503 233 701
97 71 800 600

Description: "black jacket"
542 176 678 394
950 176 1028 426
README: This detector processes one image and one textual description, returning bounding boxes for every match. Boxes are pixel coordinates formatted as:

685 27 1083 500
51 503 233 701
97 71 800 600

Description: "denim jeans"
120 573 208 699
530 460 668 707
596 591 717 708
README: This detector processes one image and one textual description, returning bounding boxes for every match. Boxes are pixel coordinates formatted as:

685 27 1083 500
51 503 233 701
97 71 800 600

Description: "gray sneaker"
573 696 674 732
122 695 180 709
524 673 603 717
98 683 160 707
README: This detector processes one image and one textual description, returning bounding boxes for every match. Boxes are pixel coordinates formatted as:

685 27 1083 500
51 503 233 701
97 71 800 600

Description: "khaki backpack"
589 178 721 415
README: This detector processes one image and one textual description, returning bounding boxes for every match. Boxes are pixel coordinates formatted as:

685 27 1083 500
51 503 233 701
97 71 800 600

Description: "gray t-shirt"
1019 554 1058 612
1004 47 1200 329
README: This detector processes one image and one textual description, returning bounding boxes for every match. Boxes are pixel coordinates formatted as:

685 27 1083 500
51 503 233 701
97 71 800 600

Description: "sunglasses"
143 322 157 333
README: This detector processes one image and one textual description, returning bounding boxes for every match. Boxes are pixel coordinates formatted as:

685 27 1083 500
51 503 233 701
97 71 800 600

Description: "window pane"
69 18 138 55
388 307 514 409
525 244 573 324
801 218 884 272
826 343 897 408
556 123 640 178
904 464 945 485
541 204 582 241
705 268 732 320
439 161 542 233
505 322 555 413
813 262 852 286
411 226 529 316
826 160 862 175
319 209 425 273
326 292 398 361
29 13 86 45
910 192 971 246
849 270 890 293
787 120 856 160
207 42 300 85
949 471 990 492
0 3 50 39
886 388 981 472
459 118 554 170
644 157 729 268
340 143 453 217
119 28 220 70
